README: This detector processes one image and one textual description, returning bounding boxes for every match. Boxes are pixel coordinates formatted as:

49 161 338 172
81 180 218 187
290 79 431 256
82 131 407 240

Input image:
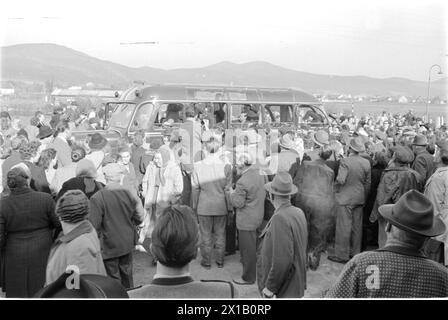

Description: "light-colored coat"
49 136 72 168
192 153 232 216
141 161 183 237
51 162 77 193
85 151 106 184
425 166 448 264
178 119 204 171
45 220 106 285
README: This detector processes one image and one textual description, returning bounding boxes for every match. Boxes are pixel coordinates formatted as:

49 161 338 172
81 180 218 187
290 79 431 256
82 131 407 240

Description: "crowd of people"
0 104 448 299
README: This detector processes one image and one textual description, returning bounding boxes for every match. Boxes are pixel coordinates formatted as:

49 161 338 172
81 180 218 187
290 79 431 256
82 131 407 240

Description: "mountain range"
1 43 446 98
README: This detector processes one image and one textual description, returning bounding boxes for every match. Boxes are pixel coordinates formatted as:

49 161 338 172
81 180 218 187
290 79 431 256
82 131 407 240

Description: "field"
323 101 448 120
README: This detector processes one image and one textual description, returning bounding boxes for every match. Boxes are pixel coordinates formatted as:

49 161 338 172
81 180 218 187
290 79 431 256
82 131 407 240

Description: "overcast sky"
1 0 446 81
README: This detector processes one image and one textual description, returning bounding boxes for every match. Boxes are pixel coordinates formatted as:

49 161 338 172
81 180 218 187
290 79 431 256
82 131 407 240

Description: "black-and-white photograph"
0 0 447 303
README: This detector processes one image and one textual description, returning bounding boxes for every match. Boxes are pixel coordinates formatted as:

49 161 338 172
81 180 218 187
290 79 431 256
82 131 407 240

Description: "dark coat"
0 188 60 297
257 202 308 298
24 161 51 194
412 149 436 187
89 183 145 260
291 159 335 253
364 163 386 216
130 145 146 184
57 176 104 200
370 165 422 222
1 151 22 189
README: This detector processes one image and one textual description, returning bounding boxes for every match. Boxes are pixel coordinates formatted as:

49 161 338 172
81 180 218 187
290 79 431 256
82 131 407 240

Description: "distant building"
398 96 409 104
0 81 15 96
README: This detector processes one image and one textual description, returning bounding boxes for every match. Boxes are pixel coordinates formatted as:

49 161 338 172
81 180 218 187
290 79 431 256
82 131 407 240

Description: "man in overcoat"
257 171 308 298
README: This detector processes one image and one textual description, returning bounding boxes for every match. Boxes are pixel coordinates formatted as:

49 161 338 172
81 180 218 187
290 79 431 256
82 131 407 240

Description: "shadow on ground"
132 250 345 298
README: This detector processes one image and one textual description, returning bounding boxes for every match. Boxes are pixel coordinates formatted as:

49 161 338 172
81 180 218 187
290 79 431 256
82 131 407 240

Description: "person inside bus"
303 106 323 123
166 104 183 123
242 104 259 122
213 103 226 124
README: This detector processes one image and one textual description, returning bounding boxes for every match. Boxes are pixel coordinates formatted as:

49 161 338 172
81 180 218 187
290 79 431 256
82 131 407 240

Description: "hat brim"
378 204 446 237
311 134 328 147
349 144 365 153
89 138 108 150
279 142 295 150
37 132 53 139
264 182 298 196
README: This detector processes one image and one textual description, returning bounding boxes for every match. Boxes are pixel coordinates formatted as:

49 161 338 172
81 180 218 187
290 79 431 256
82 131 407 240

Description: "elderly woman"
192 131 232 269
291 144 336 270
141 148 183 242
0 165 60 297
128 205 237 298
57 158 104 200
46 190 106 284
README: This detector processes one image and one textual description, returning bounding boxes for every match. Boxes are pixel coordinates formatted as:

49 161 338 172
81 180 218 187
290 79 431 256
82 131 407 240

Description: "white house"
398 96 409 104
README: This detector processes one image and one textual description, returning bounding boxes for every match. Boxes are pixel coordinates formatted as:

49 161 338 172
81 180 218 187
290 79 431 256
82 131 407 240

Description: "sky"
0 0 447 81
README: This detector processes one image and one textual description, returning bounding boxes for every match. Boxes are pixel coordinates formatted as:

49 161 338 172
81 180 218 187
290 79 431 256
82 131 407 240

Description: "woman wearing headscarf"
45 190 106 284
0 165 60 297
56 158 105 200
141 148 183 243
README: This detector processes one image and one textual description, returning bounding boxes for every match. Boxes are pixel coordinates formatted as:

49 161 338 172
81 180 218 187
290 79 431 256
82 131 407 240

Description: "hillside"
1 43 446 97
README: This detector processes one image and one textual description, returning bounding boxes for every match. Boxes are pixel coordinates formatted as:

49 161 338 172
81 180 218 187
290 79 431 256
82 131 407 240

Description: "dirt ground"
132 249 345 299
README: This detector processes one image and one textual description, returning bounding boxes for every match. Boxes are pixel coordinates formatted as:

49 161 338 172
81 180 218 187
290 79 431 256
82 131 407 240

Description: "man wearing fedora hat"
268 133 300 174
326 190 448 298
257 171 307 298
302 130 330 162
329 137 371 264
411 135 436 186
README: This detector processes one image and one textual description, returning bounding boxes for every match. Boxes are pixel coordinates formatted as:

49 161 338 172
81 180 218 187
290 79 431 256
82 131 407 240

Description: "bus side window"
130 103 153 132
213 103 226 125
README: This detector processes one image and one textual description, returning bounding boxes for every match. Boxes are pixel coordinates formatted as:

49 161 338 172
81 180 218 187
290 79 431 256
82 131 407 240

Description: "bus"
72 84 329 149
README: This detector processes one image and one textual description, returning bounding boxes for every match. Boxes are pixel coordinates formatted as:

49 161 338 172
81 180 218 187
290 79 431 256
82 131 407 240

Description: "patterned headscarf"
56 189 89 224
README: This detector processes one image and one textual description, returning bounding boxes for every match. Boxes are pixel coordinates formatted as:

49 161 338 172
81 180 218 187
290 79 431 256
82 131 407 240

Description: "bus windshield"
297 104 328 126
108 103 136 129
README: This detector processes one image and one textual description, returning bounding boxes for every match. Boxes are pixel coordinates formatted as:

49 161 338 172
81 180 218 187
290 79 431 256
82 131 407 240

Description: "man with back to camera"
326 190 448 298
